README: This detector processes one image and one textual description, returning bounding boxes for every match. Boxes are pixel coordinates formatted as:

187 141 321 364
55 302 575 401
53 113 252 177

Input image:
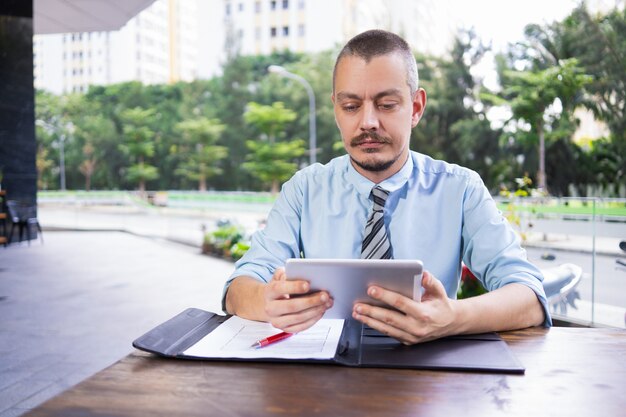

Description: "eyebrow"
335 88 404 102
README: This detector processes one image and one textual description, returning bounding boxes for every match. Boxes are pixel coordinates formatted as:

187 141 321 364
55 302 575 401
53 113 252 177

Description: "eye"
342 103 360 113
378 102 397 111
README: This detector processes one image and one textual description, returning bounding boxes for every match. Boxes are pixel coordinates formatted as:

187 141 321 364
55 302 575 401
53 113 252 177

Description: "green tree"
258 50 341 163
78 142 97 191
486 58 591 192
244 102 296 143
174 118 228 191
34 91 78 190
410 30 511 191
508 5 626 195
242 140 306 194
119 107 159 193
243 101 305 193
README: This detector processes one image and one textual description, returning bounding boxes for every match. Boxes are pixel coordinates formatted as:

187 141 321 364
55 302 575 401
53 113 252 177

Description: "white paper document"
183 316 345 360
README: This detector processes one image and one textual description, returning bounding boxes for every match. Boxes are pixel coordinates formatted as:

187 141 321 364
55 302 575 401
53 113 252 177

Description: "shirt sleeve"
460 173 552 327
220 172 305 312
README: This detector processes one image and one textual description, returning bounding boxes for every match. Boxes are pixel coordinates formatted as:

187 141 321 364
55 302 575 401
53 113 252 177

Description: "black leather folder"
132 308 525 374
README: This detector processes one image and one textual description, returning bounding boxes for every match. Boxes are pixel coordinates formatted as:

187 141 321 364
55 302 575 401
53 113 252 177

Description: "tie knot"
371 186 390 209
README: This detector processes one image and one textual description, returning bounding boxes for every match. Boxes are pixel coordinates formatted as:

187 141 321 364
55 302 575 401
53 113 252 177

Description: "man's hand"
263 268 333 333
351 271 459 344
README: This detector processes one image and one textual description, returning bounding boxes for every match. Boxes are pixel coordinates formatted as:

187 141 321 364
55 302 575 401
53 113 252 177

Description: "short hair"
333 29 419 95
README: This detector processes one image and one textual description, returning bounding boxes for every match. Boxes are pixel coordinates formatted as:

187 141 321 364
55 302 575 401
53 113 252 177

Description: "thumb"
421 271 447 301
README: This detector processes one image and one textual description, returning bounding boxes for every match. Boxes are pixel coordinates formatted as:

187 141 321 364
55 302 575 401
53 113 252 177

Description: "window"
282 26 289 36
255 27 261 39
270 0 276 10
298 24 305 36
282 0 289 9
255 1 261 13
298 0 305 9
238 3 244 12
270 27 277 37
225 2 231 15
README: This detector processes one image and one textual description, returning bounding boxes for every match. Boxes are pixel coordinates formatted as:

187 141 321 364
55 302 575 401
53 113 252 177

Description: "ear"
411 88 427 128
330 92 336 105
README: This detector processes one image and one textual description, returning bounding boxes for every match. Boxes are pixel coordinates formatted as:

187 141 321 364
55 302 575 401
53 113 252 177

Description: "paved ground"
0 231 233 417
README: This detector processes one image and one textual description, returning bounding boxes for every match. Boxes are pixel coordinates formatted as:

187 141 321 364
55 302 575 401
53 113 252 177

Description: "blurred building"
221 0 455 58
33 0 199 94
35 0 457 92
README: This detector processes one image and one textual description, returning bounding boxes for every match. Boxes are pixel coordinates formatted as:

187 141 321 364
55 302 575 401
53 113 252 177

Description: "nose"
359 102 379 131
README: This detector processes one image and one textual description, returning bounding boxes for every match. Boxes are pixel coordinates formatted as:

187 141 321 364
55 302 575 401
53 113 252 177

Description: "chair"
541 263 582 315
6 200 44 245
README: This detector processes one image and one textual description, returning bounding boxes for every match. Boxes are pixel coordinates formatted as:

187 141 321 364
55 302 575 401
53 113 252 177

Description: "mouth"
355 141 386 150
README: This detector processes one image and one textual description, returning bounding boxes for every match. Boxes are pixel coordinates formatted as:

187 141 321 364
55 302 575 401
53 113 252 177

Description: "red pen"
251 331 293 349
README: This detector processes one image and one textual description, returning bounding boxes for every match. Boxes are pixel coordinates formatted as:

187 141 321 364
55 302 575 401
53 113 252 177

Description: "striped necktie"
360 186 393 259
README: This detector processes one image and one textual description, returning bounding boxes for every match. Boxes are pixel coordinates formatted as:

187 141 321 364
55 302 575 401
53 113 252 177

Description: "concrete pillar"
0 1 38 204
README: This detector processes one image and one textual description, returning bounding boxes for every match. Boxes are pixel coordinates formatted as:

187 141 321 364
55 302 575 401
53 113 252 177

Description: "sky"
453 0 581 51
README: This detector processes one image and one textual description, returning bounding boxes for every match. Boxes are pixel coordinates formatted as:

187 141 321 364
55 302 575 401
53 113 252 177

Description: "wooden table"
24 327 625 417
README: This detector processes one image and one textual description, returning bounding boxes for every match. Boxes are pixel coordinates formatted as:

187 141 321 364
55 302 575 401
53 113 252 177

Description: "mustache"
349 131 392 146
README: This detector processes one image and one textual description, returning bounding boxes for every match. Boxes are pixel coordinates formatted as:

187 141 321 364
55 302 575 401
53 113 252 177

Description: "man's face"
332 53 426 181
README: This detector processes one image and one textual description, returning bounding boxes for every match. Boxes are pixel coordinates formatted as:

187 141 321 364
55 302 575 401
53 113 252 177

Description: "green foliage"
126 164 159 184
244 102 296 142
119 107 159 191
499 4 625 195
203 224 246 258
173 118 228 191
243 101 306 193
230 241 251 261
499 175 542 242
32 8 625 196
243 139 306 194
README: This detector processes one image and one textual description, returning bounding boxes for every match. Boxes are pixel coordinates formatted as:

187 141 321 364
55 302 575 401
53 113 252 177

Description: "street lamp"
268 65 317 165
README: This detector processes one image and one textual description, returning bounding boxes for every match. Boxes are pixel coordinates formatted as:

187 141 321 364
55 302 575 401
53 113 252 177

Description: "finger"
266 290 332 318
365 285 419 316
276 305 327 333
351 306 420 345
420 271 448 301
266 279 310 301
270 295 333 332
265 291 333 326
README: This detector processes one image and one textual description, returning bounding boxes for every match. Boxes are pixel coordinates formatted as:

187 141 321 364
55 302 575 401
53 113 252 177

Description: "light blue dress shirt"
225 151 551 325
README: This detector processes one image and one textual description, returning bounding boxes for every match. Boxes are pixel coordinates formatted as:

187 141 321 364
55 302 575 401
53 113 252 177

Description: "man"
223 29 550 344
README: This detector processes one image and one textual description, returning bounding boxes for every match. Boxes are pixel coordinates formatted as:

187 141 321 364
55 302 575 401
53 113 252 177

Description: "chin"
352 154 396 173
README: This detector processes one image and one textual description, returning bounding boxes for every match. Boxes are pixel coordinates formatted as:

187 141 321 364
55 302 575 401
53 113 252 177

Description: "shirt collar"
345 153 414 198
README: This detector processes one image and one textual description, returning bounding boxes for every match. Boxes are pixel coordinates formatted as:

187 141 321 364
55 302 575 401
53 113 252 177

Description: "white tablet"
284 259 423 319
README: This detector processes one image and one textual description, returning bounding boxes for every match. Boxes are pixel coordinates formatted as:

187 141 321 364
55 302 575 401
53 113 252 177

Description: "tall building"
34 0 457 93
33 0 199 94
221 0 455 58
